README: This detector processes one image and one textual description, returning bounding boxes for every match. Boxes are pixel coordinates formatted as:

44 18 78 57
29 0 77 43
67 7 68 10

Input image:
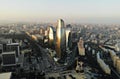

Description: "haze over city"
1 0 120 79
0 0 120 23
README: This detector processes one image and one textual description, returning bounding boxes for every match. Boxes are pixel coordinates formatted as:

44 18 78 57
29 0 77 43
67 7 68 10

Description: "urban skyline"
0 19 120 79
0 0 120 24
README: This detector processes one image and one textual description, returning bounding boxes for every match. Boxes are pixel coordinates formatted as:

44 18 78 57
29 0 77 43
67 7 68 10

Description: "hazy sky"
0 0 120 23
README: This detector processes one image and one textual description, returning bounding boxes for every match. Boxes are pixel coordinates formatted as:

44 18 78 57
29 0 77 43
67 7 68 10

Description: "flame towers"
56 19 66 59
48 26 54 48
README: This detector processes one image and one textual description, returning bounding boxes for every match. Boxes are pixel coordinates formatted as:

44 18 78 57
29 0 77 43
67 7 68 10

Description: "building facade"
56 19 66 59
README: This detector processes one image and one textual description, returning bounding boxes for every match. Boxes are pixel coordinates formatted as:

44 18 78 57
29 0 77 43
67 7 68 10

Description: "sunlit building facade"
78 37 85 56
56 19 66 58
48 26 54 47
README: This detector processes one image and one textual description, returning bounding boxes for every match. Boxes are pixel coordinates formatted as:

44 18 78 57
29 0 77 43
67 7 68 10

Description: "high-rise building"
39 27 45 35
2 51 16 66
66 24 72 48
56 19 66 59
66 28 71 48
48 26 55 48
3 43 20 57
78 37 85 56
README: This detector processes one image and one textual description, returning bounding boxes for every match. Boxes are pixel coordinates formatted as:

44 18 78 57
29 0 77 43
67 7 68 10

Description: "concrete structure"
56 19 66 58
77 37 85 56
116 59 120 74
5 43 20 57
1 51 16 66
97 53 111 74
0 72 12 79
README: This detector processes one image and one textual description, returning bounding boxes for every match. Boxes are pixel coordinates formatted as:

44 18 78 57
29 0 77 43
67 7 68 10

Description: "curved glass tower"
48 26 54 47
56 19 66 59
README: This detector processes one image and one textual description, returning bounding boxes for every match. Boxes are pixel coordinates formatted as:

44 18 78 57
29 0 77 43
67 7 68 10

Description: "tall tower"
78 37 85 56
48 26 54 48
56 19 66 59
66 24 72 48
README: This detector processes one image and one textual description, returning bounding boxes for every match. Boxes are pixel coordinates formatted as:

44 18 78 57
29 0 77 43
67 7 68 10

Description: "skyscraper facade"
66 25 72 48
56 19 66 59
48 26 54 48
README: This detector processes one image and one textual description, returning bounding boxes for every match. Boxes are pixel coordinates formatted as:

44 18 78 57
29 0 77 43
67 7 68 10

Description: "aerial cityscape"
0 0 120 79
